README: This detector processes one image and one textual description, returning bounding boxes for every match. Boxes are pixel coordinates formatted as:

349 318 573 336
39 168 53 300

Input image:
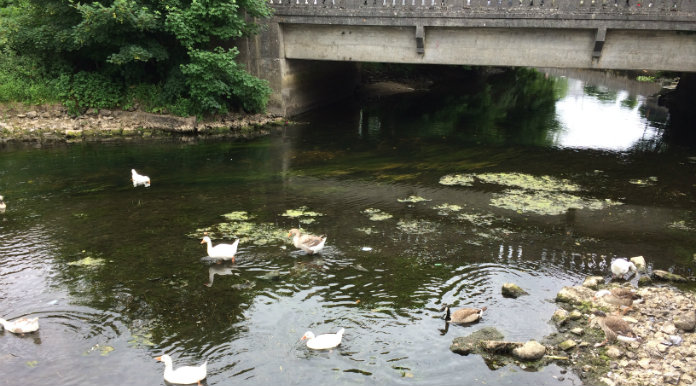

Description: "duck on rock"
611 258 637 280
591 310 641 347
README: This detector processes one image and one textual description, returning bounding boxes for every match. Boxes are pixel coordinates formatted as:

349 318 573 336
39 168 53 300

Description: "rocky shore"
450 274 696 386
0 103 284 142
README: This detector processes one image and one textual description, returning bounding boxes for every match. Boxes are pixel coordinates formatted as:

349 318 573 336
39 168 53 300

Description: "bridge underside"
237 17 696 116
282 24 696 71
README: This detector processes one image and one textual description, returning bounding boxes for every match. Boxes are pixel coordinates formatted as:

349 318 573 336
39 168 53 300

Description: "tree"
4 0 272 115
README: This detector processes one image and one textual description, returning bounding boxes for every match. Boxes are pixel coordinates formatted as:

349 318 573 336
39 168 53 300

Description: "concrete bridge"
236 0 696 115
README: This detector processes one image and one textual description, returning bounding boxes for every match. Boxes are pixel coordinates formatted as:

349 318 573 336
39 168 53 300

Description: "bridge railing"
270 0 696 14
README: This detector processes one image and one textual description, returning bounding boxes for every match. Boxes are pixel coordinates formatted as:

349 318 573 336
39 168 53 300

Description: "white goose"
288 228 327 254
201 236 239 263
131 169 151 187
611 258 637 280
0 195 6 213
155 354 207 385
0 316 39 334
301 328 344 350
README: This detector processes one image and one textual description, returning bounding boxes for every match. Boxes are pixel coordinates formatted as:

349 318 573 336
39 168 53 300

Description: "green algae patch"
397 219 438 234
433 203 463 215
476 172 581 192
490 189 622 216
281 206 324 218
362 208 393 221
457 212 498 227
195 221 287 246
397 195 431 203
68 256 106 267
222 211 254 221
356 227 379 235
439 174 475 186
629 177 658 186
668 220 694 232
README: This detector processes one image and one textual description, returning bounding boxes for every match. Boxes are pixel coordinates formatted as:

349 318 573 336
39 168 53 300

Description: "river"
1 67 694 385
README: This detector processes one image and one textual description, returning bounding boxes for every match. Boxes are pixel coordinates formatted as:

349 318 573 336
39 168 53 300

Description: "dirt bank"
0 103 284 142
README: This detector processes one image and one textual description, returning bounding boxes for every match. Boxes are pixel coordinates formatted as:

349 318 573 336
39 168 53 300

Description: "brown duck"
591 310 641 347
443 305 487 324
288 228 327 254
594 288 642 314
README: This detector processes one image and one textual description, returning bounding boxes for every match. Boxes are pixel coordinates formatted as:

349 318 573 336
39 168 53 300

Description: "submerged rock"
450 327 504 356
501 283 528 298
512 340 546 361
653 270 688 282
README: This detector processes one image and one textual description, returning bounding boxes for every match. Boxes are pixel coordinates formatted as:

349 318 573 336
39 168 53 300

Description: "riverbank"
0 103 285 143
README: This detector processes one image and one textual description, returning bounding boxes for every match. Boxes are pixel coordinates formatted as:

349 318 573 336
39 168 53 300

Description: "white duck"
201 235 239 263
0 195 6 213
155 354 207 385
288 228 327 254
301 328 344 350
131 169 151 187
0 316 39 334
611 258 637 280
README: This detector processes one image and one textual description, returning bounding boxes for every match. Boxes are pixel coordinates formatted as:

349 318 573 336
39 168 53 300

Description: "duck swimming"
301 328 344 350
288 228 327 254
131 169 151 187
155 354 207 385
442 305 487 324
0 195 5 213
0 316 39 334
201 235 239 263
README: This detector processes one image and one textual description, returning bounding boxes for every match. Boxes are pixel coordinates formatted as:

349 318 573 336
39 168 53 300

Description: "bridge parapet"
270 0 696 20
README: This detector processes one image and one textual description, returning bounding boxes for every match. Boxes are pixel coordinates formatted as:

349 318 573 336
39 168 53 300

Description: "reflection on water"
0 68 694 386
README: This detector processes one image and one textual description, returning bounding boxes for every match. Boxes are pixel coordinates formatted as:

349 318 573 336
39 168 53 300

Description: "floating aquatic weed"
397 195 431 203
489 189 622 216
629 177 658 187
85 344 115 356
362 208 393 221
222 211 254 221
668 220 694 232
457 212 497 227
476 172 581 192
281 206 324 218
67 256 105 267
128 328 155 348
26 361 38 368
194 221 287 246
397 219 438 234
356 227 379 235
439 174 475 186
433 203 463 215
299 218 316 225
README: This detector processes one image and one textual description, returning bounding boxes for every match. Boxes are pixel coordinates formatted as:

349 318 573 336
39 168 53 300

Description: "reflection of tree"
360 68 563 147
583 85 618 103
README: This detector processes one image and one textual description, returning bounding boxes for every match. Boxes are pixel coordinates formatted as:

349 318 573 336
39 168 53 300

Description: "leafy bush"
55 72 122 114
0 50 60 104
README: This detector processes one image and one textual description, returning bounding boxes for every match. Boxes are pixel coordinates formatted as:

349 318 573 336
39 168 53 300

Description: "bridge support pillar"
592 26 607 60
236 20 360 117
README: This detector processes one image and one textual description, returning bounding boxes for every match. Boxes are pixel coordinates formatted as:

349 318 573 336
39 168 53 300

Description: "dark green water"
1 68 695 386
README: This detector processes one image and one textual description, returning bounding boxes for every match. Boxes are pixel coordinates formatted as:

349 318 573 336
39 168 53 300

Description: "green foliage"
56 72 122 114
1 0 273 115
0 50 60 104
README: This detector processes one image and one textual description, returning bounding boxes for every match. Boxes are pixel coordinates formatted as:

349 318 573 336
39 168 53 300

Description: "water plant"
362 208 393 221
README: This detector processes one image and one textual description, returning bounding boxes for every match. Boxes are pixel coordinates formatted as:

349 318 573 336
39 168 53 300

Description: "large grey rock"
556 285 595 305
582 276 605 290
653 270 687 282
512 340 546 361
502 282 528 298
630 256 646 272
673 310 696 332
552 309 570 326
450 327 504 356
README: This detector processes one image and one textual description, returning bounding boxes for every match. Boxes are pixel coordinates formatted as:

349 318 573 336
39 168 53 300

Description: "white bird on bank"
155 354 207 385
288 228 327 254
301 328 344 350
0 316 39 334
611 258 637 280
201 235 239 263
131 169 151 187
